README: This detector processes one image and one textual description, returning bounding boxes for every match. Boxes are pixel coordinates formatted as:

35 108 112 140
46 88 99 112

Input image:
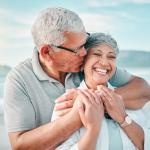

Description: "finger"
97 85 103 91
84 89 98 104
100 95 110 114
95 90 103 104
89 90 101 105
102 87 123 104
94 93 104 112
100 89 109 99
55 108 72 117
55 89 77 103
54 99 74 110
100 91 111 107
100 89 114 104
77 90 92 106
77 100 86 126
77 99 85 112
101 86 114 100
80 89 95 104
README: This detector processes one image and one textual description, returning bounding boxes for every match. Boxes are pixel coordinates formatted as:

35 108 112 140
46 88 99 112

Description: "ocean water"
126 67 150 83
0 74 6 115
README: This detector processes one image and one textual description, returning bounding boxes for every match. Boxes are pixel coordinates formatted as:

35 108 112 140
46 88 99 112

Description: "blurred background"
0 0 150 149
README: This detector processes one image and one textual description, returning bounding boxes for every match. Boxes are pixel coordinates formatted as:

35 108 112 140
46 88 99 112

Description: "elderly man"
4 7 150 150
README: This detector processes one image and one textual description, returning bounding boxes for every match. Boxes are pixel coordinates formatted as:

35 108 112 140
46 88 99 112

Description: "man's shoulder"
7 58 33 81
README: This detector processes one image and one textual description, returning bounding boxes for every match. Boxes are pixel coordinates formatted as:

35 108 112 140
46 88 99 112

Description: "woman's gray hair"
31 7 85 49
85 33 119 55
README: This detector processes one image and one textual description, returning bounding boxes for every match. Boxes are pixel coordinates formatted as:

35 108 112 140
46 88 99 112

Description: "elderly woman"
52 33 150 150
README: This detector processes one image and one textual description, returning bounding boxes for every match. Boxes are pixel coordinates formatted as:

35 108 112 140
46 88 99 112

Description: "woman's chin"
94 80 108 86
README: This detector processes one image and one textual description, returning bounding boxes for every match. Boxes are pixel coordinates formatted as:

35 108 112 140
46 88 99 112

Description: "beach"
0 115 11 150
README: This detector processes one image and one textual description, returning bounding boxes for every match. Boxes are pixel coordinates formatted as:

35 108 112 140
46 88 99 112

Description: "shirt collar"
32 47 57 82
78 80 88 89
79 80 114 90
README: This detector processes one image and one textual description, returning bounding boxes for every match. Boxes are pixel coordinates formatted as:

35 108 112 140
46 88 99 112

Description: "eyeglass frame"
51 32 90 54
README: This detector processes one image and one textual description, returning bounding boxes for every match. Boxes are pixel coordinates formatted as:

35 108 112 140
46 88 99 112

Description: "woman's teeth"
94 68 107 75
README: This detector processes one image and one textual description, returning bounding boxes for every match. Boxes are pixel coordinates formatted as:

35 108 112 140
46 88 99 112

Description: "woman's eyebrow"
93 47 116 54
109 51 116 54
108 51 117 55
94 49 115 54
94 49 102 52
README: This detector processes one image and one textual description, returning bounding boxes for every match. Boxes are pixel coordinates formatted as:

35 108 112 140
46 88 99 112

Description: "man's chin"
70 67 81 73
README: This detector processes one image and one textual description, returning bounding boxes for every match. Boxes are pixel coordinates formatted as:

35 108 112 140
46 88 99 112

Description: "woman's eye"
93 53 101 56
108 56 116 59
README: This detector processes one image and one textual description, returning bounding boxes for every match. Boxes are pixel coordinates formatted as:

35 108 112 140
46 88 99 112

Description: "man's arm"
9 106 81 150
114 76 150 109
4 71 81 150
109 68 150 109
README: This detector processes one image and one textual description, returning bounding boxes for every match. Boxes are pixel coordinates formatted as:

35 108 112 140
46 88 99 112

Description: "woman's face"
84 44 117 89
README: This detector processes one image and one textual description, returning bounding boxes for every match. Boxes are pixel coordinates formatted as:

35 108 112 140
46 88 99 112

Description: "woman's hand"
76 89 104 131
98 85 127 124
76 90 104 150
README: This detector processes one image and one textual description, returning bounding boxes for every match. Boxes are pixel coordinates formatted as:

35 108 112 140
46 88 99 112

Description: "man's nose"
78 47 87 57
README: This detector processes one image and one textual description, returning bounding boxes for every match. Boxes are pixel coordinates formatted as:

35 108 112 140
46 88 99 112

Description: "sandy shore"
0 115 11 150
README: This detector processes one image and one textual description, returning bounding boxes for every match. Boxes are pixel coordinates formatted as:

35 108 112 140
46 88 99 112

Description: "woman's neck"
85 80 108 90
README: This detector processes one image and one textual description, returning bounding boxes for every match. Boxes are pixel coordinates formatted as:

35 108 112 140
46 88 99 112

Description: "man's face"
84 44 117 89
49 32 88 72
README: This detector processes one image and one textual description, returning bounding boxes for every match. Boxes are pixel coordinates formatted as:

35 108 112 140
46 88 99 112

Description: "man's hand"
54 89 78 117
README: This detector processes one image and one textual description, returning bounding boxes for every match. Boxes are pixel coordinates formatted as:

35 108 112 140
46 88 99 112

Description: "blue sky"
0 0 150 66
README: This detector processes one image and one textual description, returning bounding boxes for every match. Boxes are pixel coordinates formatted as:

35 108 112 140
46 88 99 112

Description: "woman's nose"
99 57 108 66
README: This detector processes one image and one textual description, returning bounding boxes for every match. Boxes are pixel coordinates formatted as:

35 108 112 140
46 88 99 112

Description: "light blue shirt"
105 117 123 150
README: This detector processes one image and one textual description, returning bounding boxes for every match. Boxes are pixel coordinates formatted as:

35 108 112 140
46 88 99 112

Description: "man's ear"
39 45 53 60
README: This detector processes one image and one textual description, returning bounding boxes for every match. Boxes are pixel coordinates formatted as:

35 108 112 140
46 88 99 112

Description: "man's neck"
39 56 66 85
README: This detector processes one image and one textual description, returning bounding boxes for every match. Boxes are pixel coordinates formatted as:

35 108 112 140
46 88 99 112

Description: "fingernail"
66 88 76 93
55 99 60 103
54 106 57 110
55 95 66 103
55 99 59 103
66 89 71 93
77 100 82 108
97 85 102 90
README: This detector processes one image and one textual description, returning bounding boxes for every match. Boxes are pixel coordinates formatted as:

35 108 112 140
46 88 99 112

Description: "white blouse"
52 80 150 150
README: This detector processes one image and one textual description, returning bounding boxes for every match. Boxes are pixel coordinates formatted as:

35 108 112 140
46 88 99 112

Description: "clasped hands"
54 86 127 130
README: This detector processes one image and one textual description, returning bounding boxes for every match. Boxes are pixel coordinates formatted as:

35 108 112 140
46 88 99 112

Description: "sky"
0 0 150 67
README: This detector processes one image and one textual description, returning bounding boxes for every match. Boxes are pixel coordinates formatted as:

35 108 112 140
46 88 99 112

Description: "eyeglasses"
51 32 90 55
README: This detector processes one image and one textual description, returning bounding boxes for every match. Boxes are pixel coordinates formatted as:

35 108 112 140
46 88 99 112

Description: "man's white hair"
31 7 85 49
